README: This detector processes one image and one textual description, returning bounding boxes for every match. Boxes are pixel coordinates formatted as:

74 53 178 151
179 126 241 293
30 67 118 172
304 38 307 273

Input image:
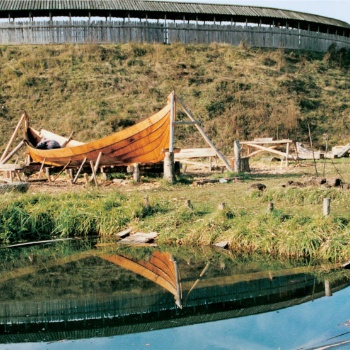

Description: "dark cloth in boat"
36 139 61 150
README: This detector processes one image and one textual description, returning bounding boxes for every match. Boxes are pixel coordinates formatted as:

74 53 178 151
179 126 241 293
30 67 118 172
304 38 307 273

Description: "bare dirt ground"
0 159 318 195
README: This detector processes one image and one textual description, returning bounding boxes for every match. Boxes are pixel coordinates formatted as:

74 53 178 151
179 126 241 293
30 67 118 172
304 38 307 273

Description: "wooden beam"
174 148 216 159
90 160 98 186
0 140 25 164
52 160 71 182
0 113 26 162
177 97 233 172
90 152 102 183
173 121 198 125
60 131 75 147
72 157 87 184
240 139 293 145
243 145 279 158
38 158 46 178
93 152 103 174
242 143 288 158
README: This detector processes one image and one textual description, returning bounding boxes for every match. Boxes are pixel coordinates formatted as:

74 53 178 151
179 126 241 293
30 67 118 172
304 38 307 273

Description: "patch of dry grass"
1 43 350 155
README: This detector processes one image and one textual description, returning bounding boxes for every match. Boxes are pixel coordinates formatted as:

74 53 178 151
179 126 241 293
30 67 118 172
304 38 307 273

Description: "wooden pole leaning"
52 160 71 182
38 158 46 178
1 140 25 164
177 97 233 172
60 131 75 148
90 152 102 184
72 157 87 184
89 160 99 186
0 112 26 163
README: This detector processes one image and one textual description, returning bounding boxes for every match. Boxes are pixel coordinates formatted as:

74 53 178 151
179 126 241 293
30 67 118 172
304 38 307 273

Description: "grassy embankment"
1 43 350 153
2 157 350 264
1 43 350 262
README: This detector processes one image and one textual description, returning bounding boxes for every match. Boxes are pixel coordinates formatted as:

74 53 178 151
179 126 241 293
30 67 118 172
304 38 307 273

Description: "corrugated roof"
0 0 349 31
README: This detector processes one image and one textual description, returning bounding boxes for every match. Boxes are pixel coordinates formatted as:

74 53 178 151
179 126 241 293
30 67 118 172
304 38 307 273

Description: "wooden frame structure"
240 138 293 167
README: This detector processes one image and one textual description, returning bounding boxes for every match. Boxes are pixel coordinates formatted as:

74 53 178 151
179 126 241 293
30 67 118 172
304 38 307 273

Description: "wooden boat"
23 94 173 167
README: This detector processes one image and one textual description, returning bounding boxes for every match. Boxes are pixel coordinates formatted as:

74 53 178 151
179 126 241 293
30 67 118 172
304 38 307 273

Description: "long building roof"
0 1 349 34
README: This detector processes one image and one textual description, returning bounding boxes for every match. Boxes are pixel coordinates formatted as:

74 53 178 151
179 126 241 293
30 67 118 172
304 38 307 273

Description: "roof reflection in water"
0 240 349 343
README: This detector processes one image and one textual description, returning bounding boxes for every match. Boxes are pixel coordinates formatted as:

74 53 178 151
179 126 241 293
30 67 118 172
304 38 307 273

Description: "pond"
1 239 350 349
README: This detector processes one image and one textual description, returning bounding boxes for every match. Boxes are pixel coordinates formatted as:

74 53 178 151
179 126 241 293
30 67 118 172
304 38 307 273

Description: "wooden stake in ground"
323 198 330 216
163 152 175 183
133 163 140 182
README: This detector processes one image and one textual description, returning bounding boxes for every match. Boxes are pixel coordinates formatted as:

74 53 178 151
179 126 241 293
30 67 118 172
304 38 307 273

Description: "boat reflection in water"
0 241 349 343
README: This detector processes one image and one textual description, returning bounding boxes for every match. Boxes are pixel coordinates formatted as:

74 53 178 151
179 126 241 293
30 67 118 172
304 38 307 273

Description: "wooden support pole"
90 160 98 186
133 163 140 182
94 152 103 173
38 158 46 178
163 151 175 183
60 131 75 148
234 140 241 172
73 157 87 184
83 173 89 184
67 168 74 180
144 195 149 207
45 167 51 182
323 198 331 216
285 141 290 167
177 97 233 172
90 152 103 183
1 140 25 164
0 113 26 162
52 161 71 182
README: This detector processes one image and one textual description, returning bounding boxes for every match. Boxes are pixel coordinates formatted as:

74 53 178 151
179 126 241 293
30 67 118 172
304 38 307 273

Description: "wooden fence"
0 20 349 51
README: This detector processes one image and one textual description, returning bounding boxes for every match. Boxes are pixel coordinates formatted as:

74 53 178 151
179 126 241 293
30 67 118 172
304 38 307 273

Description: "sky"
171 0 350 25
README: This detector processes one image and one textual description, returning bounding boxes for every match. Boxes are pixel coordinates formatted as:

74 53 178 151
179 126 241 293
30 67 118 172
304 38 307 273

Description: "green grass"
1 158 350 263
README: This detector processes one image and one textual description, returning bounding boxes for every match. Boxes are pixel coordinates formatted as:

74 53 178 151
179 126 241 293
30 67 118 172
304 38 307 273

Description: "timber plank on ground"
174 148 217 159
119 232 158 245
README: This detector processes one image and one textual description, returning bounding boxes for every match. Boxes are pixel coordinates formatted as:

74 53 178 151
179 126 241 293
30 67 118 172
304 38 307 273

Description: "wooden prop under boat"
24 95 173 167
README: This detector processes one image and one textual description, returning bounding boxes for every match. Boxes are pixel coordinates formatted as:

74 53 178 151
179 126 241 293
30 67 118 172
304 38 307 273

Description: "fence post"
323 198 331 216
234 140 241 172
133 163 140 183
163 152 175 183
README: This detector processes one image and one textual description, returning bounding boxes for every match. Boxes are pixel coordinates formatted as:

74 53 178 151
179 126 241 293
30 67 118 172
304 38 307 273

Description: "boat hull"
26 103 171 167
